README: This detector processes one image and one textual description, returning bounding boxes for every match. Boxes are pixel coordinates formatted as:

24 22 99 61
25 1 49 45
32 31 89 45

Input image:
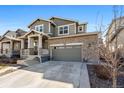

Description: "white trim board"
50 44 64 47
58 25 69 35
66 43 83 46
58 23 76 27
50 43 83 47
34 24 44 32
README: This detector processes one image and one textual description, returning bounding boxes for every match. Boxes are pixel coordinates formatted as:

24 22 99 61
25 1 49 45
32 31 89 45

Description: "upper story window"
78 26 84 32
58 25 69 35
35 25 44 32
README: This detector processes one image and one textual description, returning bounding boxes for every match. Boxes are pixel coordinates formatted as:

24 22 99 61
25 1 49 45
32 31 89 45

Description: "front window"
35 25 44 32
64 26 68 34
59 27 63 34
59 26 69 35
78 26 84 32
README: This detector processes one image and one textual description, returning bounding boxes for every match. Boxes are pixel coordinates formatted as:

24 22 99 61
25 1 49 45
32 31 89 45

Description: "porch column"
21 39 24 49
38 35 42 48
28 36 31 55
10 40 13 57
20 39 24 57
50 47 53 60
28 36 31 48
38 35 43 56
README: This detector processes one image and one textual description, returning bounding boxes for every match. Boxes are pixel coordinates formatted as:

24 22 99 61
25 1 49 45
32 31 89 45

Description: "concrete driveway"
0 61 90 88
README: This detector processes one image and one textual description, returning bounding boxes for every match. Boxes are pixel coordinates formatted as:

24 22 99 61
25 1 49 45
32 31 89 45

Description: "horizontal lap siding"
29 20 49 33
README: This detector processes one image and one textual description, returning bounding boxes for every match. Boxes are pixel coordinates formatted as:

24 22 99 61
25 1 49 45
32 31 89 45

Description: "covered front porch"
0 37 21 57
20 30 49 58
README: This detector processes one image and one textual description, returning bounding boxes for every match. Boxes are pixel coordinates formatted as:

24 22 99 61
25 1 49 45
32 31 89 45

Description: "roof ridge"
49 16 78 22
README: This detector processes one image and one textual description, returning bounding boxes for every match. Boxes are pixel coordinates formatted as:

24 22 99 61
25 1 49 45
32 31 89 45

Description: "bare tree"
98 5 124 88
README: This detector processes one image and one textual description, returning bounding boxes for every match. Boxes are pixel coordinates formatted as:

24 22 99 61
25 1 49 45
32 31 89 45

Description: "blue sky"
0 5 122 35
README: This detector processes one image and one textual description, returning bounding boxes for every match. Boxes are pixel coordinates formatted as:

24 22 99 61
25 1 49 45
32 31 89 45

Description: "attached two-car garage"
48 33 99 62
51 45 82 62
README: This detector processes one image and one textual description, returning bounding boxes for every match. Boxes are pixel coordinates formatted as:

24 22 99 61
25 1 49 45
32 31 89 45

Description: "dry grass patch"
0 63 8 70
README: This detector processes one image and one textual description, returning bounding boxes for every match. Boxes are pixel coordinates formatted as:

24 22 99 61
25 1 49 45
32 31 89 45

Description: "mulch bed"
87 64 124 88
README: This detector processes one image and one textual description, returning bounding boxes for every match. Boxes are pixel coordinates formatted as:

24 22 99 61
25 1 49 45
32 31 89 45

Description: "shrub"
0 55 17 64
0 55 9 63
0 55 8 59
9 59 17 64
94 65 111 80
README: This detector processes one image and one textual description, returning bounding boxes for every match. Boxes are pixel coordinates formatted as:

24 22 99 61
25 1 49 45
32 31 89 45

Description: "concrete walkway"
79 63 90 88
0 61 90 88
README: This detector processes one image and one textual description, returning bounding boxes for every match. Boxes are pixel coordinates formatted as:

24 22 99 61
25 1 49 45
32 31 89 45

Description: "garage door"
52 46 81 61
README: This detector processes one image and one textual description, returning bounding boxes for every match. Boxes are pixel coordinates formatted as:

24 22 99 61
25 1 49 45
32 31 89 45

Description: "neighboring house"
18 17 100 62
106 17 124 57
0 17 100 62
0 29 27 57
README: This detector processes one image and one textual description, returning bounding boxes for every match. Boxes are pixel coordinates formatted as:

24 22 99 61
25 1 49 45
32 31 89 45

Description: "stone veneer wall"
48 34 99 62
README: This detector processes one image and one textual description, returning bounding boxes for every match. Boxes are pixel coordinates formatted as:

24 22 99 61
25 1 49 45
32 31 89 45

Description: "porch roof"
0 36 21 42
28 18 56 28
18 30 50 39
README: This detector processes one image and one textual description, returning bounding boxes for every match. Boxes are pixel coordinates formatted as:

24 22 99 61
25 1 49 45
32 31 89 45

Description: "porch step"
17 55 40 66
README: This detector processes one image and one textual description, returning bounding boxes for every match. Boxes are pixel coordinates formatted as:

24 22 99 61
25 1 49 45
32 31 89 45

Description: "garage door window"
55 46 65 49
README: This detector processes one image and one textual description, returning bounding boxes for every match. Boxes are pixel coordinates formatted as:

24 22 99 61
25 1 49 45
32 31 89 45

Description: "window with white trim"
58 25 69 35
78 26 84 32
35 25 44 32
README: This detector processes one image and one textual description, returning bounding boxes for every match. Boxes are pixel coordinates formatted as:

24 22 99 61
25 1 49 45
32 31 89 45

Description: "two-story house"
0 29 26 57
106 17 124 57
17 17 100 62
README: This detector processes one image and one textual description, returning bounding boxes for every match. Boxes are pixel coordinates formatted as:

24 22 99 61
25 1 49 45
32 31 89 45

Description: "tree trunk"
112 69 117 88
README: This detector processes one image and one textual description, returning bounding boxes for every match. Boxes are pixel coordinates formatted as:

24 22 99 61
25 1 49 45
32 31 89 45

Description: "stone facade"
48 34 97 45
48 34 99 62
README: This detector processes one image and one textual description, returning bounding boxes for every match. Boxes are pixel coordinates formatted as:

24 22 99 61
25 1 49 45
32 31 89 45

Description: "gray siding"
69 24 76 35
29 20 49 34
50 18 77 37
51 18 75 26
50 24 56 37
55 24 76 37
77 24 87 34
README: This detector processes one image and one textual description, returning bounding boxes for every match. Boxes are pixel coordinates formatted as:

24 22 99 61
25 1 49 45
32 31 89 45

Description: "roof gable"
16 29 27 36
50 17 77 23
49 17 77 26
19 30 49 38
0 37 10 42
28 18 51 28
3 30 15 37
